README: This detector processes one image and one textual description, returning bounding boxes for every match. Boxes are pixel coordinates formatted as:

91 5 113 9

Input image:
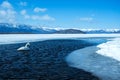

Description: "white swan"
17 42 30 51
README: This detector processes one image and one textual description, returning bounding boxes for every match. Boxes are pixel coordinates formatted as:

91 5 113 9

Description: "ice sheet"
0 34 120 44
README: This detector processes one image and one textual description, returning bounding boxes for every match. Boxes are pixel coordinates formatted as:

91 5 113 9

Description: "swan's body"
17 42 30 51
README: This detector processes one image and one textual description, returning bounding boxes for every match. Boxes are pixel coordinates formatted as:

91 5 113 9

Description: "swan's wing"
17 47 30 51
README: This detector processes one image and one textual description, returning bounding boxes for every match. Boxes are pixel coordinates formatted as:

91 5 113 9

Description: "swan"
17 42 30 51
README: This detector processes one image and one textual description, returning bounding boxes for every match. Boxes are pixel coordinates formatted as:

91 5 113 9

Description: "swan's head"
25 42 30 47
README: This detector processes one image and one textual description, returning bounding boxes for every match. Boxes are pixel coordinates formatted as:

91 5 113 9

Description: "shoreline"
66 45 120 80
0 39 99 79
66 46 101 78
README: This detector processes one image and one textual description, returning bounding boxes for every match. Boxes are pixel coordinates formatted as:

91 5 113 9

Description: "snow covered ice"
66 37 120 80
97 38 120 61
0 34 120 45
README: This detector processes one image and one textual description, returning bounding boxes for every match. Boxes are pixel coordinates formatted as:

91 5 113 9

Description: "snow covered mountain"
0 23 120 34
0 23 57 34
55 29 120 34
81 29 120 34
54 29 85 34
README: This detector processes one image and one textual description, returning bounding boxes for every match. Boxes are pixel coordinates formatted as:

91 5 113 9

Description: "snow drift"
96 38 120 61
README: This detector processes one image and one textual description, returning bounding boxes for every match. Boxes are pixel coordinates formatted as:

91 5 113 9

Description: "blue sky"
0 0 120 29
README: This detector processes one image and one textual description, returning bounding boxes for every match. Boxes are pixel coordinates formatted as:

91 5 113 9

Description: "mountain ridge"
0 23 120 34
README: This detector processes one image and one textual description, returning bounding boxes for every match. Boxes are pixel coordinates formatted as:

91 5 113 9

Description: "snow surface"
0 34 120 45
66 46 120 80
97 38 120 61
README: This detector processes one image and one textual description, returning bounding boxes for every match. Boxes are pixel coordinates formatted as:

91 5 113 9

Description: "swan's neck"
25 44 30 47
25 45 28 47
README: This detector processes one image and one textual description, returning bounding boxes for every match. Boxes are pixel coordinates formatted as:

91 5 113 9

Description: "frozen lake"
0 34 120 45
1 34 120 79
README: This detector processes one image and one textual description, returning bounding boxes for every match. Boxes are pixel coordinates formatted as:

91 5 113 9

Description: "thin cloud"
20 9 27 15
0 1 55 24
20 2 27 6
41 15 55 21
0 10 6 16
34 7 47 13
24 15 30 19
0 1 17 23
20 9 55 21
31 14 55 21
1 1 13 9
31 15 40 20
80 17 93 22
20 10 30 19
